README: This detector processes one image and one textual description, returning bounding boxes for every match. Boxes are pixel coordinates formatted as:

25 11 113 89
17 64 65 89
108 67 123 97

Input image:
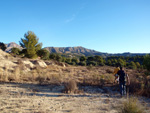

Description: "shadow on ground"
0 82 121 98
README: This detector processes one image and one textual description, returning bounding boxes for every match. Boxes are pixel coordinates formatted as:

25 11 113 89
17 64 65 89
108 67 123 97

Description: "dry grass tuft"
120 97 144 113
17 59 23 64
14 66 20 81
106 68 113 74
3 65 9 82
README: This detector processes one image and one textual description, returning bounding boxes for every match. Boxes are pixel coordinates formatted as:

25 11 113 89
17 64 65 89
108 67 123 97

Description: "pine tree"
143 55 150 71
0 42 6 51
19 31 42 58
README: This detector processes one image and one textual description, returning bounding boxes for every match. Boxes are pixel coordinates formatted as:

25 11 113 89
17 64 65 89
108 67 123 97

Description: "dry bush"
120 97 144 113
3 65 9 82
0 68 3 81
44 61 54 65
17 59 23 64
63 79 78 93
31 70 38 81
99 75 105 87
136 81 150 98
128 70 150 97
35 67 62 85
20 70 38 82
0 65 20 82
18 61 26 70
82 74 114 87
90 74 101 85
5 55 9 59
104 74 114 84
129 81 141 94
141 74 150 97
0 73 2 81
25 64 32 70
35 70 47 85
62 68 71 73
106 68 113 74
138 89 150 98
86 65 93 71
128 72 143 95
14 66 20 81
49 74 62 84
81 74 101 86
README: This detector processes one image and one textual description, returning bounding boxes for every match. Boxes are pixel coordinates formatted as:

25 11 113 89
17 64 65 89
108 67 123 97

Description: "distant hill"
4 42 148 57
44 46 109 57
111 52 147 57
5 42 22 52
44 46 148 57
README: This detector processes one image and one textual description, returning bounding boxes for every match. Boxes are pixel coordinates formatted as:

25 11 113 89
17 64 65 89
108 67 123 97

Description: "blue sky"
0 0 150 53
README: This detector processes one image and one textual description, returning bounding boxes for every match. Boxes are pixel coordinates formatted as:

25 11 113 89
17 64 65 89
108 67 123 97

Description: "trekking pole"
126 85 129 99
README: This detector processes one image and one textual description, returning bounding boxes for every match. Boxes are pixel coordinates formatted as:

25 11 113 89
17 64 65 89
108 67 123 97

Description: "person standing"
117 66 130 97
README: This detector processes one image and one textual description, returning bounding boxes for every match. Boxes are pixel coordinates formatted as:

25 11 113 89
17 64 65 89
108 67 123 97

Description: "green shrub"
56 54 62 62
0 42 6 51
128 61 137 69
65 58 71 64
11 47 21 55
80 56 86 62
87 61 97 66
71 57 79 65
118 58 126 67
37 49 50 60
136 62 141 69
79 61 86 66
143 55 150 71
70 62 76 66
49 53 56 59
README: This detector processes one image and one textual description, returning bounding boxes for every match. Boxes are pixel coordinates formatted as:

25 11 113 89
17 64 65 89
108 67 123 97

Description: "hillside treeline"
0 31 149 70
45 53 144 69
9 46 146 70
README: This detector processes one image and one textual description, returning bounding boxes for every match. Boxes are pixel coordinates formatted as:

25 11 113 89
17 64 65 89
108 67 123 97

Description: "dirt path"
0 83 150 113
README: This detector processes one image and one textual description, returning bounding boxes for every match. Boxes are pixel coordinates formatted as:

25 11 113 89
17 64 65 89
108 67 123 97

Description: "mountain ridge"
44 46 109 57
5 42 22 52
4 42 148 57
44 46 148 57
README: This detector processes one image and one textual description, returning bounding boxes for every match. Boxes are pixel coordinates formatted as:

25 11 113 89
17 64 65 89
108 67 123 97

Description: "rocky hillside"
5 42 22 52
0 49 49 73
44 46 109 57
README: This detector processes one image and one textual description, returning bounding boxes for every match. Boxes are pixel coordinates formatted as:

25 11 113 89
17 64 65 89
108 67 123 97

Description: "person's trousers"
119 81 126 96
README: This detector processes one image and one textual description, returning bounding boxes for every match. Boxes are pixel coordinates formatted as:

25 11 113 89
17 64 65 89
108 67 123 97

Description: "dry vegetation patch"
120 97 144 113
0 57 149 98
0 83 150 113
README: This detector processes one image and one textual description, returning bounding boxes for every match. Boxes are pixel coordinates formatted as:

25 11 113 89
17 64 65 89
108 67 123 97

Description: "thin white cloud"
65 2 86 23
65 14 76 23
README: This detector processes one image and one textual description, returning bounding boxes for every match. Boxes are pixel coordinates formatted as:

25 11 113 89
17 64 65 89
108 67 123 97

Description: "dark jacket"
117 70 126 82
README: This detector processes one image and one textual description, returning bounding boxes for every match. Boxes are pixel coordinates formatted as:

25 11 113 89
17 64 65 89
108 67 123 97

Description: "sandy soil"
0 83 150 113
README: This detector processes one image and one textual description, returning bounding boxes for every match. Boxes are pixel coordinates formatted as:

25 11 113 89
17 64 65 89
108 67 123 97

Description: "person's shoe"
120 95 123 98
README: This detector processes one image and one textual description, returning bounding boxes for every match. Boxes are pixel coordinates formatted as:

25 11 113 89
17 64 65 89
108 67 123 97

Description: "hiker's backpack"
118 70 126 82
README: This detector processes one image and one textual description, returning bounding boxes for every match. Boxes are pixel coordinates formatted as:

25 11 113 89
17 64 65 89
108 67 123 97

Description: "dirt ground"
0 83 150 113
